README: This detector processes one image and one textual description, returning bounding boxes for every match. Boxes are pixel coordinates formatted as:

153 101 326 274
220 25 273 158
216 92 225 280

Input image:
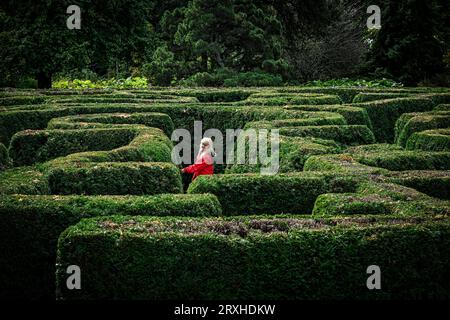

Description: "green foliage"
179 70 284 87
56 215 450 299
9 128 136 166
366 0 446 85
240 93 342 106
406 129 450 152
274 125 376 146
143 45 179 86
307 78 403 88
313 194 392 216
395 111 450 147
48 112 175 136
188 173 359 215
0 193 221 299
284 104 372 126
52 77 149 89
313 184 450 216
347 143 450 171
47 162 182 195
226 136 340 173
0 166 50 195
353 92 412 103
387 171 450 200
1 86 450 301
357 97 434 142
355 150 450 171
223 72 283 87
0 96 47 106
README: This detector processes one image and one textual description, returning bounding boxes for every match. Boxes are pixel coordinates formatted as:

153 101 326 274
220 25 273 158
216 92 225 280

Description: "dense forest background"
0 0 449 88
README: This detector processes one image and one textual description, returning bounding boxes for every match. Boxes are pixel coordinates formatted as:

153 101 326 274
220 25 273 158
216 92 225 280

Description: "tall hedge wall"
0 193 221 299
187 173 360 215
56 215 450 300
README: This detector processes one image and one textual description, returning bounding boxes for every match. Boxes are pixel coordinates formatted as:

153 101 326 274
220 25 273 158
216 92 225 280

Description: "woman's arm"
182 161 210 174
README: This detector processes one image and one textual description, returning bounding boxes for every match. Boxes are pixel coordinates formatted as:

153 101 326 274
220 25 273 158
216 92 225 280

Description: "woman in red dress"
182 137 215 181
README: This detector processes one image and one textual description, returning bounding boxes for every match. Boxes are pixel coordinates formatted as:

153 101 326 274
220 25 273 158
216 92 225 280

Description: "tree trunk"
201 53 208 72
37 72 52 89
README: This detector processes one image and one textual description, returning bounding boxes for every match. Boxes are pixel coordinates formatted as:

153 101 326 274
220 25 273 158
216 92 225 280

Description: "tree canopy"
0 0 448 87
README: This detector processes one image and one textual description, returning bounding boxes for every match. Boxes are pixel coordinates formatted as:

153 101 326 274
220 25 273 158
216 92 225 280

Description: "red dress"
182 152 214 181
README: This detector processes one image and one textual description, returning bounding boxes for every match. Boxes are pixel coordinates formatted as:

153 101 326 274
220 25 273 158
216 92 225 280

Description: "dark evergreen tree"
367 0 446 85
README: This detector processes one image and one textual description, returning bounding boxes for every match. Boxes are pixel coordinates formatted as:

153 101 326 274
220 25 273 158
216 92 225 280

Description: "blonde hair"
197 137 216 159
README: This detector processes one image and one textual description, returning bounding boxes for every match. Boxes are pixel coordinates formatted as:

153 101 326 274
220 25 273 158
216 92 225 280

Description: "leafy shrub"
48 112 175 136
143 45 178 86
56 215 450 299
0 193 221 299
306 78 403 88
47 162 182 195
240 93 342 106
387 171 450 200
0 96 47 106
357 97 434 142
284 104 372 127
179 72 223 87
313 193 392 216
9 128 136 166
353 92 411 103
223 71 283 87
406 129 450 152
0 167 50 195
356 150 450 171
179 70 283 87
274 125 376 146
188 173 359 215
52 77 148 89
395 112 450 146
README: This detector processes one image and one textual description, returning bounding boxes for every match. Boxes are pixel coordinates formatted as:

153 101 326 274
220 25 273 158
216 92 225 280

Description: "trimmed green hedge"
226 136 340 173
0 166 50 195
56 215 450 299
187 173 359 215
0 101 372 147
49 95 198 104
284 104 372 127
356 97 434 142
406 129 450 152
303 154 387 174
313 193 392 216
355 150 450 171
387 171 450 200
395 111 450 147
357 181 430 201
152 88 254 102
9 128 136 166
274 125 376 146
0 193 221 299
47 162 182 195
352 92 411 103
0 104 310 144
0 95 47 106
240 93 342 106
244 112 346 129
313 183 450 216
275 87 366 103
344 143 450 171
48 112 175 136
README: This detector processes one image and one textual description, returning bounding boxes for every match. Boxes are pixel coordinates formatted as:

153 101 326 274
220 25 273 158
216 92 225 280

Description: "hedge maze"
0 87 449 300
